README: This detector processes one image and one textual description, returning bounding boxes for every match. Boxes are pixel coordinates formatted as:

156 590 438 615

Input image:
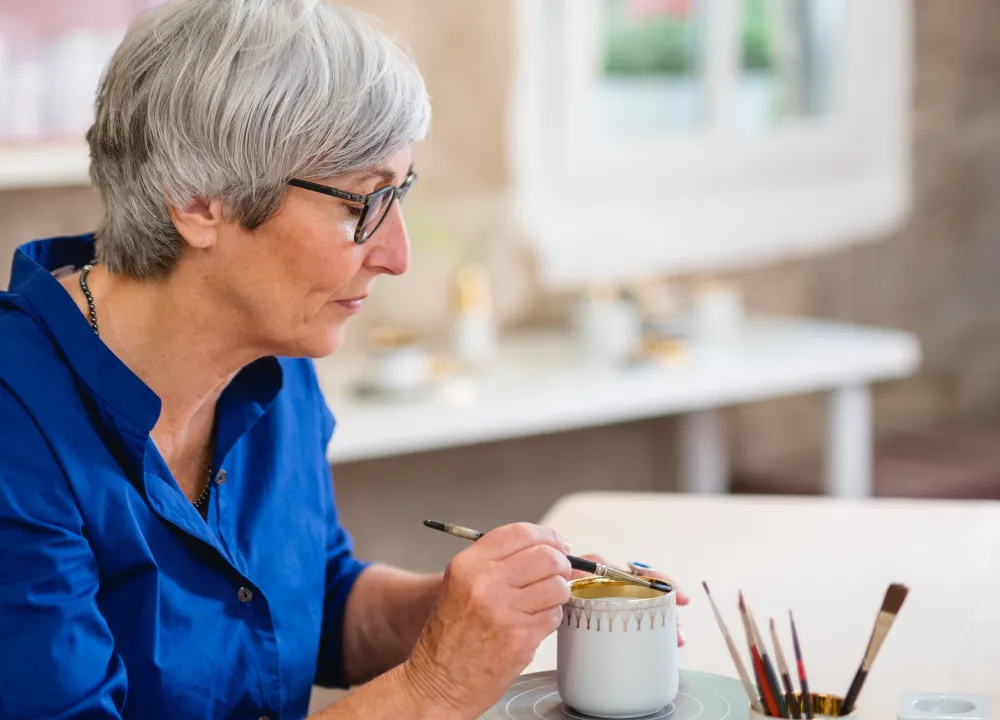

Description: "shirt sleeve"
0 383 127 719
313 380 371 689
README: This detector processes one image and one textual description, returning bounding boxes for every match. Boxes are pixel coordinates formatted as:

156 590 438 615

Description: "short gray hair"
87 0 431 278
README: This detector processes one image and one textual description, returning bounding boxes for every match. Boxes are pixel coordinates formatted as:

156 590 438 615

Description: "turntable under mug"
480 669 749 720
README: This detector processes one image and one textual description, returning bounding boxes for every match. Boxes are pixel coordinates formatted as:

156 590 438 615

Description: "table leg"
679 409 728 494
825 384 874 497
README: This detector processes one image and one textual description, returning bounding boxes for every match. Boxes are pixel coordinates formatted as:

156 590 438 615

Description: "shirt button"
238 587 254 603
215 469 227 486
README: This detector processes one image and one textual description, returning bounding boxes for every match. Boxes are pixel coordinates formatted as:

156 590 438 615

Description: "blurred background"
2 0 1000 574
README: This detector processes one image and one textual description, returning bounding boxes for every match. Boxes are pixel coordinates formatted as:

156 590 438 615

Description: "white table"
316 316 920 497
525 492 1000 719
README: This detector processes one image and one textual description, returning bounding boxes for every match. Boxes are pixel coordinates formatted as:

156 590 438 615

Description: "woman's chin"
310 326 347 358
280 324 347 359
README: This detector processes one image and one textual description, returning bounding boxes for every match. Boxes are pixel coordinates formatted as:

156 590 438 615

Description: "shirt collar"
7 235 283 439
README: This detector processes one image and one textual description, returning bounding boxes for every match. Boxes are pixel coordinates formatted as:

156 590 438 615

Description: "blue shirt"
0 235 368 720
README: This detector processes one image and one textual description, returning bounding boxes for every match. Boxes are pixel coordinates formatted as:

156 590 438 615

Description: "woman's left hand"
571 554 689 647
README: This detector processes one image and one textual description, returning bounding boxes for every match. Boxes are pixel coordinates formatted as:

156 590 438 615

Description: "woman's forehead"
329 151 414 186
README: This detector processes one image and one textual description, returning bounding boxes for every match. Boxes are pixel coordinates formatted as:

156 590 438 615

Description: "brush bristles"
881 583 908 615
650 580 672 594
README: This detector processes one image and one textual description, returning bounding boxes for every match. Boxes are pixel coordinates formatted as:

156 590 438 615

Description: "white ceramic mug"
557 577 678 719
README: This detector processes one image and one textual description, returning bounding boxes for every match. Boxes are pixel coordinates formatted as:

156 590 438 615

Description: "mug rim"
566 576 674 609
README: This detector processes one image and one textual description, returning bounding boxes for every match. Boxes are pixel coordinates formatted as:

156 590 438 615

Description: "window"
509 0 912 288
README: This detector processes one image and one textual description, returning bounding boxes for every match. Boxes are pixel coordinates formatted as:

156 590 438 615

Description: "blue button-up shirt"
0 235 368 719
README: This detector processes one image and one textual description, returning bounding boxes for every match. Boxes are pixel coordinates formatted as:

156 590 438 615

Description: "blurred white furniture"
525 492 1000 720
317 316 919 497
0 142 91 189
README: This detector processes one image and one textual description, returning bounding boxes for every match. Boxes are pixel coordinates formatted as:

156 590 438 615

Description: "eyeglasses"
288 168 417 245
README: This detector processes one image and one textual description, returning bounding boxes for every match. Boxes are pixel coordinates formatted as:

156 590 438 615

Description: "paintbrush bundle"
702 583 908 718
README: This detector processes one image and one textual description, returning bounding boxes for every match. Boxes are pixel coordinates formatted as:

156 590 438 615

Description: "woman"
0 1 686 718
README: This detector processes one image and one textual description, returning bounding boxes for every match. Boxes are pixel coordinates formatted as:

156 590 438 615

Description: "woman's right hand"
403 522 573 718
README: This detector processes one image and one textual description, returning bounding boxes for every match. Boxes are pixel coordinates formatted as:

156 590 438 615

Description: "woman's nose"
364 202 410 276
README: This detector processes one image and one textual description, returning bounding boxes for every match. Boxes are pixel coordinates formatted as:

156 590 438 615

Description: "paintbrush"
703 582 763 714
770 618 801 719
738 591 780 716
748 602 789 718
422 520 673 595
839 583 908 715
789 611 813 719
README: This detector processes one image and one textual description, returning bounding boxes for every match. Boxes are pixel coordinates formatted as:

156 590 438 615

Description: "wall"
2 1 1000 573
728 0 1000 476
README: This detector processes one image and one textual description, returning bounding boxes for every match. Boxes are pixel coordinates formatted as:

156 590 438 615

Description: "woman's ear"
168 198 226 250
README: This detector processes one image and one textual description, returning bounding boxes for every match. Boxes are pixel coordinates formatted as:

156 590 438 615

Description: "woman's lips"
334 295 367 312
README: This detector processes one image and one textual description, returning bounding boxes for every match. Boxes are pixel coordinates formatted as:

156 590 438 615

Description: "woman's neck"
60 262 261 493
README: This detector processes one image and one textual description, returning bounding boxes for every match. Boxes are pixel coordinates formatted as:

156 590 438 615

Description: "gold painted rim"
568 577 673 604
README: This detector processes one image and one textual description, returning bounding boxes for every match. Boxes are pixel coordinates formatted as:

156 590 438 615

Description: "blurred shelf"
316 315 921 465
0 142 91 190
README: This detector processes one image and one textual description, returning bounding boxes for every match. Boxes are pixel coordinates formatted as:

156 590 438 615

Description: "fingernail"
558 535 572 553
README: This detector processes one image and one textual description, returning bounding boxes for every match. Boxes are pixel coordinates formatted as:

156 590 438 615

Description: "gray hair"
87 0 431 278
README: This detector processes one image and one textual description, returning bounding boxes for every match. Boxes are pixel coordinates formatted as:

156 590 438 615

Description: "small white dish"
898 693 990 720
366 345 431 393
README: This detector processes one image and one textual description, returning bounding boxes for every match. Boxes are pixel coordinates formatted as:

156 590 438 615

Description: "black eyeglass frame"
287 168 417 245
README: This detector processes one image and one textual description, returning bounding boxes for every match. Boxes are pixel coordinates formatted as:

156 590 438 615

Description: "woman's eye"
345 205 363 219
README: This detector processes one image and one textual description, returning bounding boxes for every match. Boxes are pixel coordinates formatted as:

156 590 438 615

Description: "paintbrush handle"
726 633 764 713
751 648 780 716
788 611 813 719
779 673 801 719
761 654 789 717
748 609 788 718
840 585 908 715
423 520 673 593
840 669 866 715
569 556 599 574
703 584 763 714
800 672 813 719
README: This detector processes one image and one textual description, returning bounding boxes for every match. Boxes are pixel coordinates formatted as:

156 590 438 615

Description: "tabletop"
317 317 919 464
524 492 1000 719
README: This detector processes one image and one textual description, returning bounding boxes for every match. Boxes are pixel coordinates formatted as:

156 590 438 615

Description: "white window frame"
508 0 913 289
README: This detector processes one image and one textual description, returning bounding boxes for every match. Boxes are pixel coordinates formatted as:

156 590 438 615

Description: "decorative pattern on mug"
564 601 672 632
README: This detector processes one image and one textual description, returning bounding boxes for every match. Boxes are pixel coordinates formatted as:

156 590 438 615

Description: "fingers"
504 544 572 588
476 522 571 562
534 605 566 634
516 574 572 615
